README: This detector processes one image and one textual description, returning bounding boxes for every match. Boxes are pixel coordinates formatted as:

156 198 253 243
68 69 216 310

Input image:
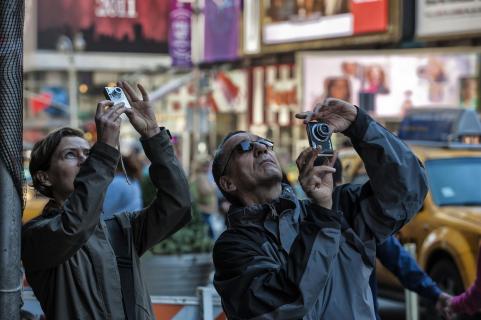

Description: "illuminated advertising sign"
169 0 192 67
417 0 481 39
300 50 479 117
37 0 169 53
245 0 401 54
263 0 388 45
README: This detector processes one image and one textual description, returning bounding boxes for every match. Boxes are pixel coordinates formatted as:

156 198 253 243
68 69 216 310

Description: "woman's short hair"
29 127 85 198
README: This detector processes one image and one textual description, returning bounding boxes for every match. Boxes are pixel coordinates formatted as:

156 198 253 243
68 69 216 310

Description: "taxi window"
425 158 481 206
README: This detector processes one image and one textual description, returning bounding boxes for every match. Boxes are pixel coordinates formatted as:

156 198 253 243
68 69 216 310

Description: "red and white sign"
249 64 298 127
262 0 388 45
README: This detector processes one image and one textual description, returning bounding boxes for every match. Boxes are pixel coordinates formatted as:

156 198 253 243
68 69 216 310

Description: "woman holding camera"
22 81 191 319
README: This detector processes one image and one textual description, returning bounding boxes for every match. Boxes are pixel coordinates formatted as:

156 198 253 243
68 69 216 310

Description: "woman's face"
44 136 91 202
330 80 349 100
368 67 382 84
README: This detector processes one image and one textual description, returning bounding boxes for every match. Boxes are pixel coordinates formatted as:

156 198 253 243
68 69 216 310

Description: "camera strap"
117 137 131 185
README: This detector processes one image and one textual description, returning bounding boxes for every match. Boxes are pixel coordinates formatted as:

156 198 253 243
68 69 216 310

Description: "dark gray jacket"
22 130 191 320
213 109 428 320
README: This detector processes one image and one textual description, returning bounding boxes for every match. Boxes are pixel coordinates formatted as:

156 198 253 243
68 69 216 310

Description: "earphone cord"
117 136 131 185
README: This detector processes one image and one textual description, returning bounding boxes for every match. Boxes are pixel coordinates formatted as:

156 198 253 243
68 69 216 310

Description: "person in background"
460 77 478 110
102 153 143 219
22 81 191 319
442 246 481 319
191 156 219 239
373 236 451 319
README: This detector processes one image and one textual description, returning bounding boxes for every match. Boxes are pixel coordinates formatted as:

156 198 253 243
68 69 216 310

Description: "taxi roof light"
398 108 481 149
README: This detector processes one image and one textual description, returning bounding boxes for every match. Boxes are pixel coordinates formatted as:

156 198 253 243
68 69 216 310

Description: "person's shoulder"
213 227 265 255
22 215 45 230
21 212 55 237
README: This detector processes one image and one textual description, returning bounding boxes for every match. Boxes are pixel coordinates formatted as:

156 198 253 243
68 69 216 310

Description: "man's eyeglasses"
220 138 274 176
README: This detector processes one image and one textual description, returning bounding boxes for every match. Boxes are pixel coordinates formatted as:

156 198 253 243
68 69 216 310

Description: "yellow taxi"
339 107 481 298
23 185 48 224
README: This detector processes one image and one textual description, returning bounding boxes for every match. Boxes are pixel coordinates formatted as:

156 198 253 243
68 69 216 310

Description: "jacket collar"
40 199 62 218
226 184 298 228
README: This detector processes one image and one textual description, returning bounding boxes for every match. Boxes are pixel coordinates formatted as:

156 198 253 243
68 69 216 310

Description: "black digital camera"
306 122 334 164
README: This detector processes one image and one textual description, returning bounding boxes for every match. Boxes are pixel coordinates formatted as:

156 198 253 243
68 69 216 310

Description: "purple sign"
169 0 192 67
204 0 240 63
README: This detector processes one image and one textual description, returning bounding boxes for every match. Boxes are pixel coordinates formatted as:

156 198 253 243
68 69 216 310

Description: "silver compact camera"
104 87 131 119
306 122 334 163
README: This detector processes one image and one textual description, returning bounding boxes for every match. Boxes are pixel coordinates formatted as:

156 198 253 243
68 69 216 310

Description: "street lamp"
56 33 86 128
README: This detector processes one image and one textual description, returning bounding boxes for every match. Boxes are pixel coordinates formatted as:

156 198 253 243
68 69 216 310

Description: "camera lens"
312 123 330 141
111 87 122 98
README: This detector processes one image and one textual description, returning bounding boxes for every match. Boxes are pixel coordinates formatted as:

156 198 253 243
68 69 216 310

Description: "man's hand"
95 100 128 148
118 80 160 139
295 98 357 133
296 148 336 209
436 292 454 319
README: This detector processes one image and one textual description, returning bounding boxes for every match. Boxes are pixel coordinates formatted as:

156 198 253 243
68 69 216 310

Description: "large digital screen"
37 0 169 53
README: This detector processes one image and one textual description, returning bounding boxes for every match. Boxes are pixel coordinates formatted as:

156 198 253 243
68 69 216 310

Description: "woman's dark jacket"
22 130 191 319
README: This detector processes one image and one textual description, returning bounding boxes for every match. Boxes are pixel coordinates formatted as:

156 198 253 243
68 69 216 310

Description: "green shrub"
149 202 213 255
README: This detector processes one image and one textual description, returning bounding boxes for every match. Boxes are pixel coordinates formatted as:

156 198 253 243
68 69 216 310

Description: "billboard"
37 0 169 53
247 0 399 54
164 69 247 116
263 0 388 45
416 0 481 39
203 0 241 63
300 50 479 117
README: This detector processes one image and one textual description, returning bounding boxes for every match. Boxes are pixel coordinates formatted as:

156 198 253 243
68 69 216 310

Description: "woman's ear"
219 176 236 193
35 171 52 187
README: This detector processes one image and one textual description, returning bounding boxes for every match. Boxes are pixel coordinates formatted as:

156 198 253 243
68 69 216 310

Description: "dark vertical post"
0 0 25 319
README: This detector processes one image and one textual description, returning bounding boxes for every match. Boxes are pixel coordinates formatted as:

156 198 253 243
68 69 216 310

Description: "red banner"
351 0 388 34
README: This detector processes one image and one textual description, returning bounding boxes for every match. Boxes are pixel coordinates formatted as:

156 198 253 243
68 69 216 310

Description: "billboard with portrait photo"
300 50 479 118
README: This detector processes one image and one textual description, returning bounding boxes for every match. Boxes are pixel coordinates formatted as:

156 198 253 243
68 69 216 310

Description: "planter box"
140 253 213 296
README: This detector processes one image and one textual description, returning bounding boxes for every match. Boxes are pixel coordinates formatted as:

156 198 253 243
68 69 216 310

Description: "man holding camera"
211 98 428 319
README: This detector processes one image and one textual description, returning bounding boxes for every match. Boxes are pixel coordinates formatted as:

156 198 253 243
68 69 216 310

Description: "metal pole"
0 163 22 320
0 0 24 319
404 243 419 320
68 54 79 128
198 286 214 320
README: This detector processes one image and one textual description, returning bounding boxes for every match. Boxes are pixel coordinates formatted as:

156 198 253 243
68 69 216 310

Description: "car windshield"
426 157 481 206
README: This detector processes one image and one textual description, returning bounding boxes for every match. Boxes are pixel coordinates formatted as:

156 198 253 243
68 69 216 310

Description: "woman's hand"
295 98 357 133
296 148 337 209
95 100 128 148
118 81 160 139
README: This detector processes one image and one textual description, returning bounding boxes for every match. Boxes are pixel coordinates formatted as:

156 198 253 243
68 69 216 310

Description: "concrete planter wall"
140 253 213 296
